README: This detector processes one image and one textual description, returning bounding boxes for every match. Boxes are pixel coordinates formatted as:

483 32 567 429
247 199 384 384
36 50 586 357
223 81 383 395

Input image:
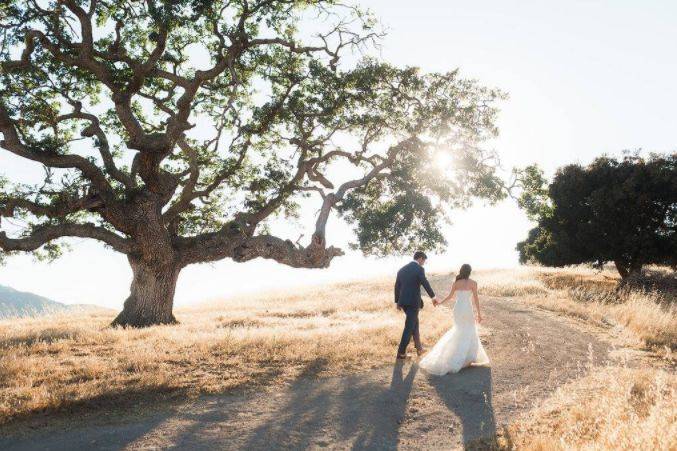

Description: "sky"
1 0 675 308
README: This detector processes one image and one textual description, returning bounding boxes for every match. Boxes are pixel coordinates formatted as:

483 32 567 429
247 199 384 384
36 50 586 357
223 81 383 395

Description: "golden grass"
474 266 677 351
473 366 677 450
0 265 674 439
0 276 454 425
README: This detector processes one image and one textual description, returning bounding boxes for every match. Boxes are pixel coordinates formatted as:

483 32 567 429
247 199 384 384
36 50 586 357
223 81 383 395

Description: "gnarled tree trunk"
614 259 643 280
614 260 630 279
112 255 180 327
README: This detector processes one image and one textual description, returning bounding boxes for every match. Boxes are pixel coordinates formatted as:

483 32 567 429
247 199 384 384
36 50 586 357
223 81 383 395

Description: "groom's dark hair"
413 251 427 261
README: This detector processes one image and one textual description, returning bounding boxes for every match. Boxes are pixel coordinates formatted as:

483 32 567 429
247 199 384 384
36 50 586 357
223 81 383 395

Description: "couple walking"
394 251 489 375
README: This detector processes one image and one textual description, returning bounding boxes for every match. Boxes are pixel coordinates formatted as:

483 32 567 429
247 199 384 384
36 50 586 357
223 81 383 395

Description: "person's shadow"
389 359 419 420
428 365 497 448
348 359 419 449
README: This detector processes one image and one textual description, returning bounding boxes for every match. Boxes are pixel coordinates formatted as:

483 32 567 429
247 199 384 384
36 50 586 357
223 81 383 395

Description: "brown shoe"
416 347 425 357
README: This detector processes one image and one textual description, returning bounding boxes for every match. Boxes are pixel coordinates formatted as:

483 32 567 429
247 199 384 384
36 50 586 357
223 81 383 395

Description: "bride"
419 264 489 375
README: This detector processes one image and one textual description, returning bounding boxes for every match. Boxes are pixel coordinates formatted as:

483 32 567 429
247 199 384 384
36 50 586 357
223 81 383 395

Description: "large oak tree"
0 0 505 326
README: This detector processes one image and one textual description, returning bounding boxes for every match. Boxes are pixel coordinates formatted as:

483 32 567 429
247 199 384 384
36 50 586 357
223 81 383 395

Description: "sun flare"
434 152 455 171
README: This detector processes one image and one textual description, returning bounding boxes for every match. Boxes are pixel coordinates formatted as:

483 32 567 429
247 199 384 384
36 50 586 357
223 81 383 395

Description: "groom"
394 251 437 359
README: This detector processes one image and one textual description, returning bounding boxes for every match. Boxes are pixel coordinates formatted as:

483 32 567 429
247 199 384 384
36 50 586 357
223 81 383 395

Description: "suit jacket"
394 261 435 308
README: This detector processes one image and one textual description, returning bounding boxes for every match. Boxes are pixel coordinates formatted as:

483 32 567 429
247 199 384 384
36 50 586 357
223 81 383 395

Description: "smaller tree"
516 154 677 279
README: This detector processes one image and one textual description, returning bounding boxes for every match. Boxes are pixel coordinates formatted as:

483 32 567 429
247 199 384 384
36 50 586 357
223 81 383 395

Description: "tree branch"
56 104 135 188
0 103 113 196
0 223 132 254
0 193 103 219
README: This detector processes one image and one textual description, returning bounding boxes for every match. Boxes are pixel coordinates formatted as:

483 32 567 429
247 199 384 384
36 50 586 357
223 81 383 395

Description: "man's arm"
394 272 401 304
419 267 435 298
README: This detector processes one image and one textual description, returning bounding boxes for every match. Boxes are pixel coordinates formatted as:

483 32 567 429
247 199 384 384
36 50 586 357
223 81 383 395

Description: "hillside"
0 285 108 319
0 267 674 449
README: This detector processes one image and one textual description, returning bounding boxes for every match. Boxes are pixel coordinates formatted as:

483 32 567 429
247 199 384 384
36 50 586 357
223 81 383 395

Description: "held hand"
432 297 439 307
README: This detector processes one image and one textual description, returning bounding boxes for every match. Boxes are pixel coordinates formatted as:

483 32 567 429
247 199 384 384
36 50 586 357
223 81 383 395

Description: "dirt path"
1 297 616 450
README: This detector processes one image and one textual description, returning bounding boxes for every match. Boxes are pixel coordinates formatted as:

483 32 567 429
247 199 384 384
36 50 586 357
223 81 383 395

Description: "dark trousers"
397 305 421 355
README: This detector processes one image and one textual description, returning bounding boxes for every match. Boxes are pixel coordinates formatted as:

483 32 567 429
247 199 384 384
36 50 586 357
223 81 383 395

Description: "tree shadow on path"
0 388 179 451
236 359 419 450
143 361 494 450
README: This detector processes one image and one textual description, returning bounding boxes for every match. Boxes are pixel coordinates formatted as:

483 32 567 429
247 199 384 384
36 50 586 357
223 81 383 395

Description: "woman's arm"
438 281 457 305
472 281 482 323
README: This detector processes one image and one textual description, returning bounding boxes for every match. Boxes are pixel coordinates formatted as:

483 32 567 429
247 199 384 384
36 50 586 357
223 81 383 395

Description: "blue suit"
395 261 435 355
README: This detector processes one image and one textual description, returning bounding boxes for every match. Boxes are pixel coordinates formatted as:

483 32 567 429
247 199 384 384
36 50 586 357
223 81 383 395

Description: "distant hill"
0 285 110 319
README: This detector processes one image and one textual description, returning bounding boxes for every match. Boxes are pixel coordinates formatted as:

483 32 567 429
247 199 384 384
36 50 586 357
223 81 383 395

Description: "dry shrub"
621 269 677 299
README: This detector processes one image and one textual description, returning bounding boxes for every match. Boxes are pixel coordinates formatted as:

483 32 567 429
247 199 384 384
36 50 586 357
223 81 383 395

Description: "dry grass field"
476 266 676 352
1 265 675 449
471 366 676 450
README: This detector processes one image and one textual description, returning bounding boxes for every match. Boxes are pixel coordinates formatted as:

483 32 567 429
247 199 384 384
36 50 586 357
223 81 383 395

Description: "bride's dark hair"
455 264 472 281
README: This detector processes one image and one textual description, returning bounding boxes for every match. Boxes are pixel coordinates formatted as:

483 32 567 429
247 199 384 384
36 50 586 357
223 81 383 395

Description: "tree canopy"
0 0 506 326
516 154 677 278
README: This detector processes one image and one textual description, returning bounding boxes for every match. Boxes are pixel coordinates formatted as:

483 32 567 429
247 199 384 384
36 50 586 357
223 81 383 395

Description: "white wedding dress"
419 290 489 375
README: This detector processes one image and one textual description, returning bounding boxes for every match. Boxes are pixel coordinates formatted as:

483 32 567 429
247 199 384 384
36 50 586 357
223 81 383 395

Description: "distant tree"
516 154 677 279
0 1 506 327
